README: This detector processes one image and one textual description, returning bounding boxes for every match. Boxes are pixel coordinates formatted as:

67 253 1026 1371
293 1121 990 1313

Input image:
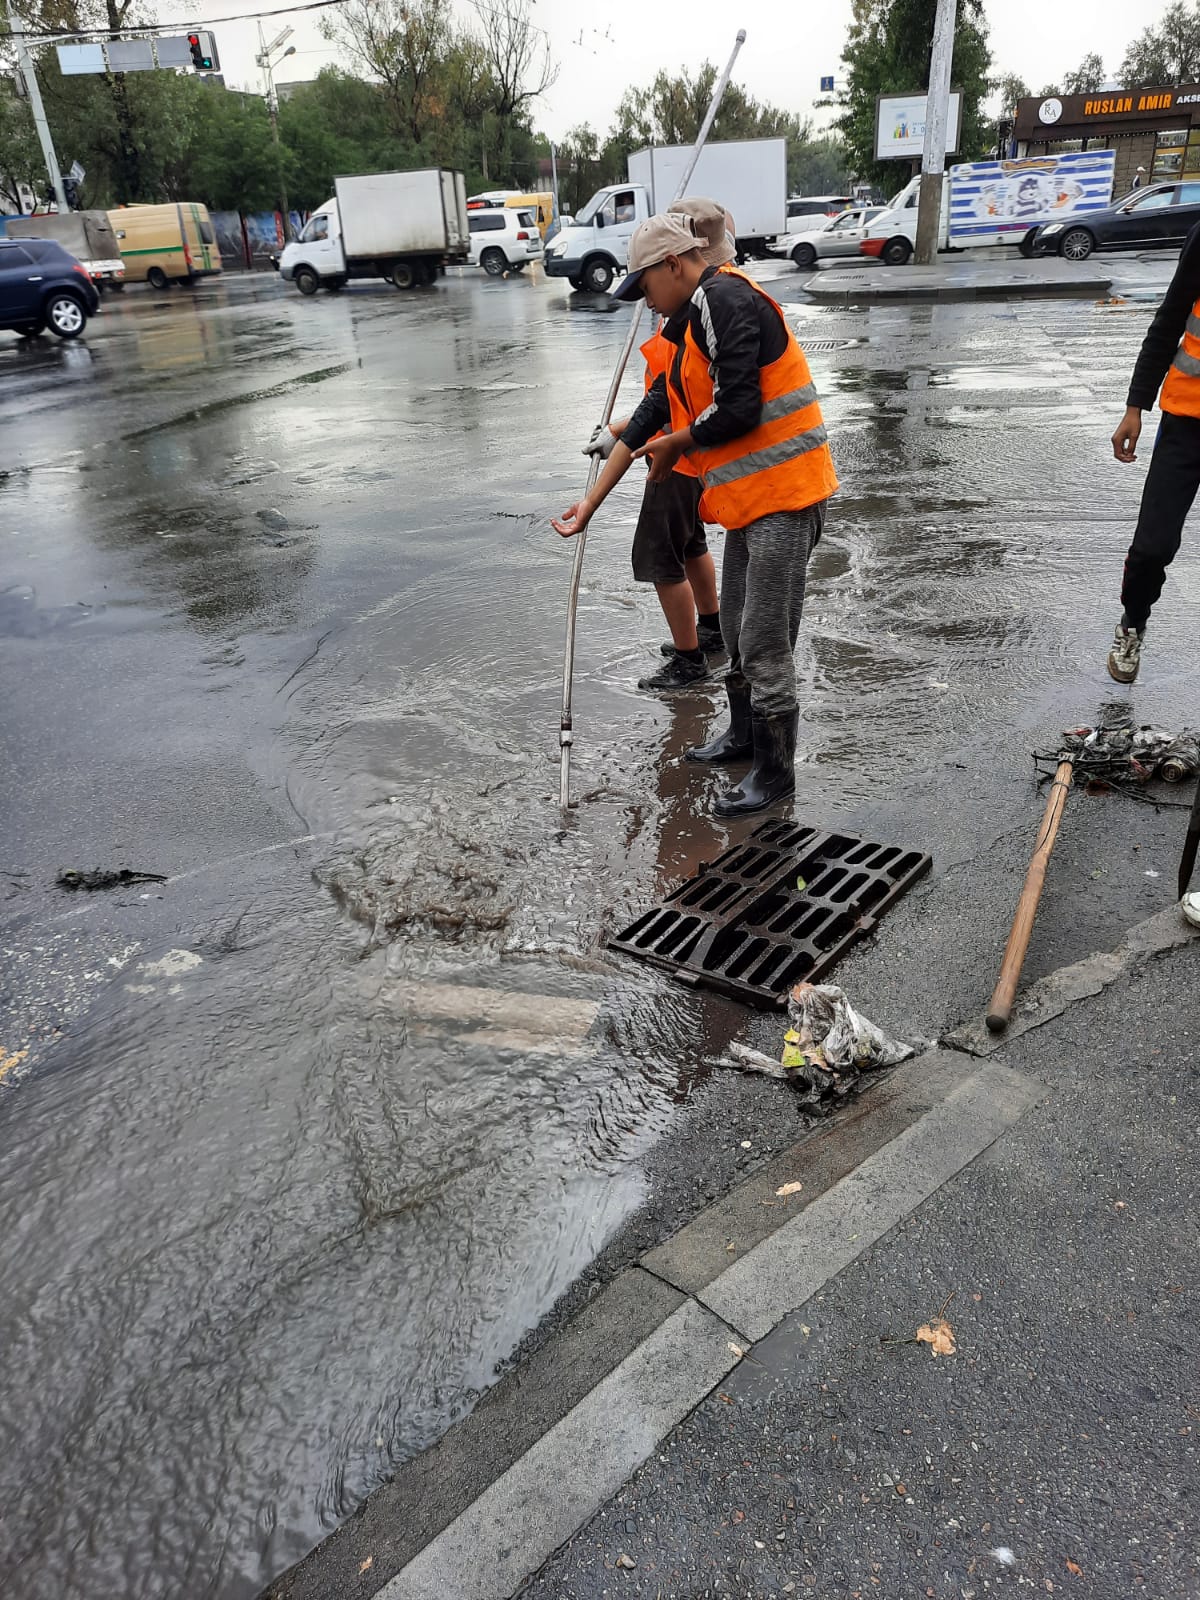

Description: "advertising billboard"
947 150 1116 244
875 92 963 160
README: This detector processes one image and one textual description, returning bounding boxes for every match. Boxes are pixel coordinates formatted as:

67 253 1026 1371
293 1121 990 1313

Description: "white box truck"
6 211 125 288
859 151 1117 264
278 168 469 295
544 137 787 293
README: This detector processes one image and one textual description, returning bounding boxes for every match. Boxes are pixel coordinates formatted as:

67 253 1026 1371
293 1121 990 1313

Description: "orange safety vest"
640 320 698 477
666 273 838 529
1159 295 1200 418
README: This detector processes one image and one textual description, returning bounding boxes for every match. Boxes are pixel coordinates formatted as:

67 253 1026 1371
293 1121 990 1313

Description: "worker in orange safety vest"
554 210 837 817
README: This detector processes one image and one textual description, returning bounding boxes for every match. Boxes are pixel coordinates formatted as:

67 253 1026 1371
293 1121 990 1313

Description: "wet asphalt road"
1 255 1197 1600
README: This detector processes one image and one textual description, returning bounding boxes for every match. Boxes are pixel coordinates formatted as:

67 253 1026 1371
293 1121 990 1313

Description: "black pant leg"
1121 410 1200 628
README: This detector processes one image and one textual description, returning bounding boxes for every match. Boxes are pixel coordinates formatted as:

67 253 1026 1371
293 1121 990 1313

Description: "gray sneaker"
1107 623 1145 684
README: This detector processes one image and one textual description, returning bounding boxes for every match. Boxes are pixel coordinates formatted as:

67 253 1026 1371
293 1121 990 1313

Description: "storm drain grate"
609 819 931 1008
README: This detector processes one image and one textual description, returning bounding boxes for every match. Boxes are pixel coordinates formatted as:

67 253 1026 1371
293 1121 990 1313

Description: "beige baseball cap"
668 197 736 266
611 213 708 301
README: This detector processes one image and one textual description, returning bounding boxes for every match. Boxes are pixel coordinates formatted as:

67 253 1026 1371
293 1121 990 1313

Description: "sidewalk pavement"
518 933 1200 1600
800 257 1113 304
265 910 1200 1600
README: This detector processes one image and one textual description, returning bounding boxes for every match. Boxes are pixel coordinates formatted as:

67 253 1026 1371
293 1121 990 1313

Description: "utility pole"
8 6 68 211
914 0 957 266
256 22 295 241
550 141 559 215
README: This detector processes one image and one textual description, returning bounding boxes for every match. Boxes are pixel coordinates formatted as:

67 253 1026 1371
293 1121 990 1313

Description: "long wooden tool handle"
986 759 1074 1033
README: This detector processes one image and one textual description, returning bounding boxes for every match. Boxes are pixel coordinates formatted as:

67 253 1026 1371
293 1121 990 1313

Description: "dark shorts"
631 471 708 585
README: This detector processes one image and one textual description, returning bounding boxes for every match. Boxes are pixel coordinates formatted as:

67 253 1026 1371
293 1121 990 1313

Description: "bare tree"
470 0 556 119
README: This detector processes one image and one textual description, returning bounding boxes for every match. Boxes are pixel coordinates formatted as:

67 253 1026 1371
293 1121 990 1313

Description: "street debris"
56 868 167 891
723 984 913 1109
1035 725 1200 794
992 1547 1017 1567
915 1318 957 1357
1065 1558 1083 1576
615 1552 637 1569
358 1556 373 1574
776 1181 804 1197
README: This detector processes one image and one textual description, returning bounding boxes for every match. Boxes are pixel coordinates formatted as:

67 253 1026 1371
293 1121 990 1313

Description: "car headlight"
550 238 568 256
1039 223 1063 236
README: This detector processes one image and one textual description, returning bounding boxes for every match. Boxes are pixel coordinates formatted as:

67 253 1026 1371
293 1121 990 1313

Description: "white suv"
467 208 543 275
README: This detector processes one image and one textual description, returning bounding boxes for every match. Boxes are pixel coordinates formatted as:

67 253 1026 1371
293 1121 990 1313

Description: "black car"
1030 181 1200 261
0 236 100 340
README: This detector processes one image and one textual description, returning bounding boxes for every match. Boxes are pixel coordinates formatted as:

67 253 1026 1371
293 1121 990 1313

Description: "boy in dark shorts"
582 199 733 691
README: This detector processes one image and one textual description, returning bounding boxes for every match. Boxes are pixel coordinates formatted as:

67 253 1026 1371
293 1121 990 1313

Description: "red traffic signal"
188 31 217 71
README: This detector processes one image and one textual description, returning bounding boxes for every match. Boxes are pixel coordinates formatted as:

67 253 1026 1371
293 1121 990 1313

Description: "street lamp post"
256 24 296 242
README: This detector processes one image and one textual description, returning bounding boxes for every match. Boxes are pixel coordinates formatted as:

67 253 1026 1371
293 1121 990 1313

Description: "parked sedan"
0 237 99 340
1030 180 1200 260
771 207 883 269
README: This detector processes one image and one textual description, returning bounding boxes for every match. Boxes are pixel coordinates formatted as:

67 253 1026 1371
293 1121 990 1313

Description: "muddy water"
1 267 1197 1599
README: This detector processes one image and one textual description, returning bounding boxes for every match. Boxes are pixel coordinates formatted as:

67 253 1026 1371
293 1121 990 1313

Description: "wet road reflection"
1 265 1197 1599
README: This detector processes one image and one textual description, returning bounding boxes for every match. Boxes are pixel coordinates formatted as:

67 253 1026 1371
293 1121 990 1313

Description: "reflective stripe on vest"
1161 294 1200 418
669 274 838 528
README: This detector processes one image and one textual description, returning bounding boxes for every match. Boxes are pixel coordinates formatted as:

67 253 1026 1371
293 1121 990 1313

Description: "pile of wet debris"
718 982 915 1111
1036 725 1199 790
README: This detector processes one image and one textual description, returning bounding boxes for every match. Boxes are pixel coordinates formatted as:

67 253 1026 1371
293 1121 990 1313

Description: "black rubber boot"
686 674 753 764
713 710 798 817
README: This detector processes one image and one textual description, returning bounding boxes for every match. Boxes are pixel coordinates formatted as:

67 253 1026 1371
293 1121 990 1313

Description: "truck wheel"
44 292 87 339
391 261 418 289
881 237 912 266
419 261 439 285
322 276 346 292
568 276 584 291
480 248 506 277
147 267 169 290
582 257 614 293
1059 227 1094 262
294 266 320 296
791 241 817 269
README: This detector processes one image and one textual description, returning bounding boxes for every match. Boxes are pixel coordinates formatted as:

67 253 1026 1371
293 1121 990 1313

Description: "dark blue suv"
0 236 100 340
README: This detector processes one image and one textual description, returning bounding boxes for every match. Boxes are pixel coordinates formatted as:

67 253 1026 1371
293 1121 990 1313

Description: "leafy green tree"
837 0 992 188
1062 53 1106 94
989 71 1029 116
1120 1 1200 86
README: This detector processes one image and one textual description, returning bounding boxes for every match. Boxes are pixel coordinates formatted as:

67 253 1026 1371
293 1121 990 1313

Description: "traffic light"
188 31 219 71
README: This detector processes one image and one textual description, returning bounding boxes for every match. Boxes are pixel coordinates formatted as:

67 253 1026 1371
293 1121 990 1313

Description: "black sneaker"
638 653 709 691
660 622 725 657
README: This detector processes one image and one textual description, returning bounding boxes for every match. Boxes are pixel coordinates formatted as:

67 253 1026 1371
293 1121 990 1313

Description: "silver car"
772 207 883 269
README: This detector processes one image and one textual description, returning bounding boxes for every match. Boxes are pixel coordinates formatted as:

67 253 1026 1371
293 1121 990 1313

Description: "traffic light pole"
9 6 68 211
914 0 957 266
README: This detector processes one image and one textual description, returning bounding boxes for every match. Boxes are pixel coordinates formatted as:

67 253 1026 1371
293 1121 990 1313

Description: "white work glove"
582 422 618 460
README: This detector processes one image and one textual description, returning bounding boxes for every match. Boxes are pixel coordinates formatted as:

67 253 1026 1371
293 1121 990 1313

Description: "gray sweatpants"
720 504 826 717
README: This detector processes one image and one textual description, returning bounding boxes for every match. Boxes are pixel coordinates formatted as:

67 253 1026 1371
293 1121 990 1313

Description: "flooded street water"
1 259 1197 1599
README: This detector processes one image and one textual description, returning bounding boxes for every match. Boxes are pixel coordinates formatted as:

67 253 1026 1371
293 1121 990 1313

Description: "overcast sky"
191 0 1176 141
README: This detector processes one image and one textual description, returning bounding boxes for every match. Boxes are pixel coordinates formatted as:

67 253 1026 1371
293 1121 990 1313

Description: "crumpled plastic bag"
780 982 913 1107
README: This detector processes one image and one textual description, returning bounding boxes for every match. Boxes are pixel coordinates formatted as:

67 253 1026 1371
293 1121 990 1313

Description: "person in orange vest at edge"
1109 219 1200 683
580 198 736 692
552 211 838 818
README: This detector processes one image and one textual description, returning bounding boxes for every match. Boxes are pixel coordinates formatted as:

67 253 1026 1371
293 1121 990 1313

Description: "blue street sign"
820 75 835 92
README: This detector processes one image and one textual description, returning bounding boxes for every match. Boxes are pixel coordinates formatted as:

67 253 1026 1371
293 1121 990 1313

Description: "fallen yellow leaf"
915 1318 956 1357
728 1341 746 1358
0 1047 29 1084
359 1556 374 1573
776 1181 804 1197
1065 1558 1083 1577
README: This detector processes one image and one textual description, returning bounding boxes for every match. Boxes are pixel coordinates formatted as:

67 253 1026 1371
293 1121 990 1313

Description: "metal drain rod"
558 28 747 811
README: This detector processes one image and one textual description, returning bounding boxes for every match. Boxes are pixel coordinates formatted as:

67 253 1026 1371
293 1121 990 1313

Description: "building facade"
1013 85 1200 195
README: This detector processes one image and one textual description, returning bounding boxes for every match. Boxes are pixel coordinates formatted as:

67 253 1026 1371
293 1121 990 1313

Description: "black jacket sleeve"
686 272 764 448
1127 221 1200 410
620 373 671 451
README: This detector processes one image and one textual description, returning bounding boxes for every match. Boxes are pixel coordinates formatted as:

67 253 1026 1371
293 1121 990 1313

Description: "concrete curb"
947 904 1199 1057
802 269 1113 305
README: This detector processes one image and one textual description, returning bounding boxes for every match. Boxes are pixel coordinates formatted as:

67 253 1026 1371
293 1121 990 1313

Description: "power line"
22 0 352 41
